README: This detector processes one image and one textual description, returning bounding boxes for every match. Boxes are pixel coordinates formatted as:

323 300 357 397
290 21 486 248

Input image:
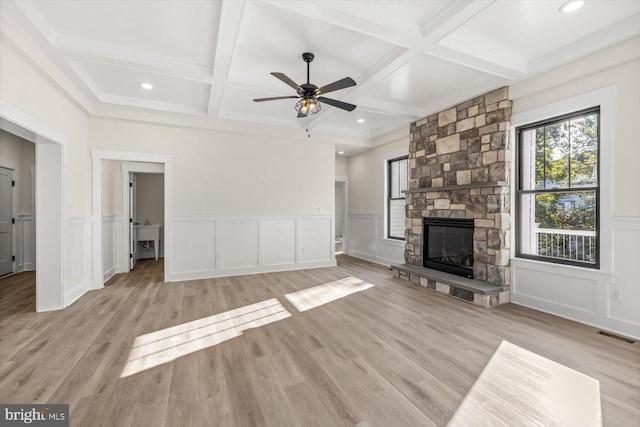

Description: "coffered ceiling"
4 0 640 148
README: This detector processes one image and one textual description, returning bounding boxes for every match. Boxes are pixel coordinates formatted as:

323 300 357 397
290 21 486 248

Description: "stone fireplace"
393 87 512 306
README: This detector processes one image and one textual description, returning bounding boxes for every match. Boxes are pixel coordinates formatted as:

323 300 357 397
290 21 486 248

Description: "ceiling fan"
253 52 357 118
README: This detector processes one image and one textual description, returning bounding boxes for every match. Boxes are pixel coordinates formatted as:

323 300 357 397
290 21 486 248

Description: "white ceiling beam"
207 0 245 118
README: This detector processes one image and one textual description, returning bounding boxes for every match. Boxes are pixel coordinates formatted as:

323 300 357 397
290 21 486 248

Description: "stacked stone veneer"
405 87 512 288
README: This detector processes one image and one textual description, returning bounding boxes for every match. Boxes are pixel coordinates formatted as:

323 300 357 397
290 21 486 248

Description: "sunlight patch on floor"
284 276 374 312
447 340 602 427
120 298 291 377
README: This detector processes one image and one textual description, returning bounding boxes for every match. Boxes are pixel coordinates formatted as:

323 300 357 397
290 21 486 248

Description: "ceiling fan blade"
271 72 303 92
315 77 356 95
297 112 307 118
253 96 299 102
317 97 357 112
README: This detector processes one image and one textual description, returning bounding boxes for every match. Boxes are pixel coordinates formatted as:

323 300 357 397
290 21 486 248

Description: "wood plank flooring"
1 257 638 427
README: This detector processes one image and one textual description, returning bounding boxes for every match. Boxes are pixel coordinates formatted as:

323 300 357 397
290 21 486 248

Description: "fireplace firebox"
423 218 474 278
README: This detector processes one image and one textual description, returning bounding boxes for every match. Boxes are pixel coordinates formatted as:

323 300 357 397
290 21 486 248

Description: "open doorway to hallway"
100 159 165 283
0 109 64 313
0 129 36 279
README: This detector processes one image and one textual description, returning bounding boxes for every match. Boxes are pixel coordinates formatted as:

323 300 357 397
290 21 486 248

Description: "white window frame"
382 147 409 242
510 86 614 274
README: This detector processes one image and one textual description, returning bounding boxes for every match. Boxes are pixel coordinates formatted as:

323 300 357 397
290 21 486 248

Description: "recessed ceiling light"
357 118 365 123
140 82 154 90
559 0 584 13
338 151 345 155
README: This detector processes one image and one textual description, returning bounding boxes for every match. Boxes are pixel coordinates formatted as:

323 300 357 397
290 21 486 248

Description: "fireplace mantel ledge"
403 180 508 194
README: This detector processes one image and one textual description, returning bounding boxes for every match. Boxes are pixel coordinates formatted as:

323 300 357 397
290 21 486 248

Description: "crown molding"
0 5 94 114
100 94 208 116
92 104 372 147
528 13 640 76
55 35 214 83
11 0 57 44
355 97 422 118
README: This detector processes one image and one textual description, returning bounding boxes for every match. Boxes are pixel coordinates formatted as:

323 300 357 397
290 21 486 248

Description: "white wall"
509 37 640 339
345 136 408 265
90 118 335 215
1 24 92 309
135 173 164 258
335 155 348 177
89 117 337 280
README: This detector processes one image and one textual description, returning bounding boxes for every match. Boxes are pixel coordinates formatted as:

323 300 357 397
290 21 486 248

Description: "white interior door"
129 173 138 270
0 166 14 277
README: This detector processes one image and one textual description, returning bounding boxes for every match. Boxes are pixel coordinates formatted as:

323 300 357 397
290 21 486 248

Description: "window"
516 107 599 268
388 156 408 240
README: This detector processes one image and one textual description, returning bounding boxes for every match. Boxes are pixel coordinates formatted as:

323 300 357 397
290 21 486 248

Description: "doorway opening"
126 168 164 271
0 129 35 278
1 101 64 312
93 150 172 287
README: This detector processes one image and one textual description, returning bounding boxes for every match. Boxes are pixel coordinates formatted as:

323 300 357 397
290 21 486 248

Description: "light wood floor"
1 257 638 427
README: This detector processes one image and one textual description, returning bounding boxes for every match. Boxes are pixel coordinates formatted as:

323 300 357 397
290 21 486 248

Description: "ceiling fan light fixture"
295 98 321 115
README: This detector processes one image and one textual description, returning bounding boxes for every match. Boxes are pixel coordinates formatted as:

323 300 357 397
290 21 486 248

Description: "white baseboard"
103 266 116 283
65 282 88 307
168 260 336 283
344 250 397 268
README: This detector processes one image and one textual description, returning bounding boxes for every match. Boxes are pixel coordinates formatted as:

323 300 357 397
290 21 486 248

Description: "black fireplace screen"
423 218 474 278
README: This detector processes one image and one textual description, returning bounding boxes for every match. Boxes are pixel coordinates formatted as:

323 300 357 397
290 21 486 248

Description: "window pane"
388 156 407 239
535 128 545 189
399 158 408 192
570 114 598 187
520 190 596 263
389 158 408 198
389 199 405 239
390 160 400 198
544 122 569 188
520 128 541 190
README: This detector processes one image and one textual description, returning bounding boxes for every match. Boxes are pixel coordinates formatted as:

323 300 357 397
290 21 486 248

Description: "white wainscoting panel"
220 219 259 270
64 216 93 307
102 215 116 282
299 218 331 264
168 215 334 282
171 218 216 278
16 214 34 272
512 216 640 340
610 217 640 327
262 219 296 266
114 216 126 273
346 213 404 266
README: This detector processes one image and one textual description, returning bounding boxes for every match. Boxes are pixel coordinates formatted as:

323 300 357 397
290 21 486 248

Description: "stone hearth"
393 87 512 306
